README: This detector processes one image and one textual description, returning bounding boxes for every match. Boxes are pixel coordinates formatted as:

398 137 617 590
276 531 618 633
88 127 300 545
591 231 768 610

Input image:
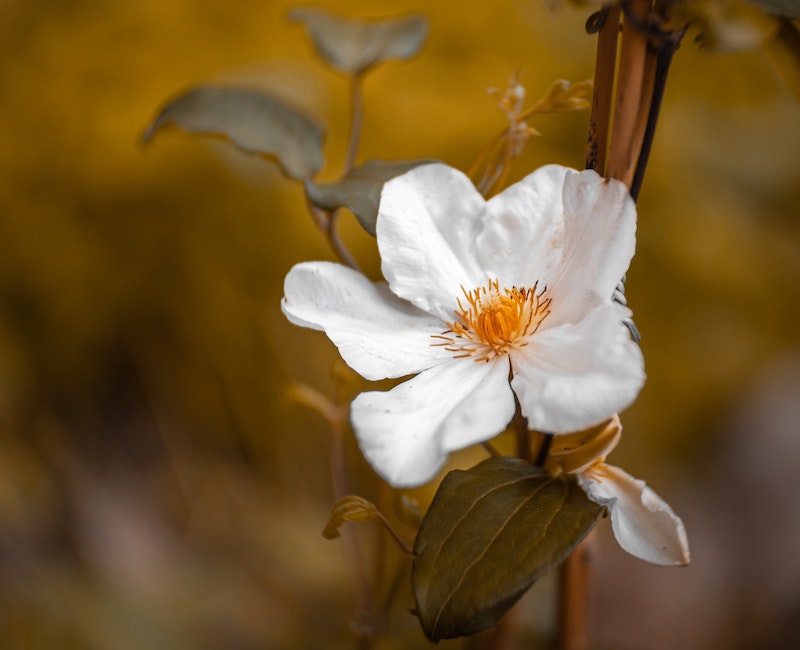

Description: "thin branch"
630 26 685 201
512 404 530 463
534 432 553 468
585 4 621 173
606 0 651 189
327 209 362 272
344 73 365 176
557 533 594 650
482 441 501 457
375 512 414 555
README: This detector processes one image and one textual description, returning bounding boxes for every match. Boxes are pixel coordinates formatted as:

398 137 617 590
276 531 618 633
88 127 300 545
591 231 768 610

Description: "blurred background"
1 0 799 648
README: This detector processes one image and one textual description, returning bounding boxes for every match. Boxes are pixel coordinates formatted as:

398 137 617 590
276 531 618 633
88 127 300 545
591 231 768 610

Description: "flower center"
432 279 551 361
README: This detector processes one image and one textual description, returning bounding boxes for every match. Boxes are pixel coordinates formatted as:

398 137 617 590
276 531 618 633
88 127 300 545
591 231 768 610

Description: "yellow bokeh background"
1 0 799 648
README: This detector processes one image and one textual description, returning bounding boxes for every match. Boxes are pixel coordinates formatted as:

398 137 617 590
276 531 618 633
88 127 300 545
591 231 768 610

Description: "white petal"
510 304 645 433
351 357 515 487
282 261 449 380
546 169 637 326
579 464 690 566
479 164 568 288
377 164 487 322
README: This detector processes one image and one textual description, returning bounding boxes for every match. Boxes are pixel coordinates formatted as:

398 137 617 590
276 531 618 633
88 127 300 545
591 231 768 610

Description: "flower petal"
545 414 622 475
478 164 568 288
282 261 449 380
510 303 645 433
377 163 487 321
351 357 515 487
578 464 690 566
546 169 637 326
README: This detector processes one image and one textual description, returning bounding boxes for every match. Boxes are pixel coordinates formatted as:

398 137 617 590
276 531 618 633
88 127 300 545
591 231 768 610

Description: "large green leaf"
289 7 428 75
412 457 604 641
305 158 436 235
143 87 324 180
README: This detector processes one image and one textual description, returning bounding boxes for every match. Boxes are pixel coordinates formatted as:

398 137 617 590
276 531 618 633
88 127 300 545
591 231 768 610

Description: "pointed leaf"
412 457 604 641
305 158 436 235
143 87 324 180
322 495 379 539
289 7 428 75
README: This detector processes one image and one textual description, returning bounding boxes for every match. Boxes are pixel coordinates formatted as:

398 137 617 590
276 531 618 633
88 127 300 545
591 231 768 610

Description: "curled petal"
479 164 568 289
579 464 690 566
282 261 449 380
510 304 645 433
351 358 515 487
545 415 622 475
377 164 487 321
547 170 637 327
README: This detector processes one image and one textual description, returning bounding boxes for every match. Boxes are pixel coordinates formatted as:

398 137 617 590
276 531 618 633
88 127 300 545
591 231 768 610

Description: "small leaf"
412 457 604 641
143 86 324 180
305 159 436 235
322 495 379 539
289 7 429 75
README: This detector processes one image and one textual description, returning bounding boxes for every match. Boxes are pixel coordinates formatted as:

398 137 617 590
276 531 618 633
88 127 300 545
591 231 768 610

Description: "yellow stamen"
432 279 550 361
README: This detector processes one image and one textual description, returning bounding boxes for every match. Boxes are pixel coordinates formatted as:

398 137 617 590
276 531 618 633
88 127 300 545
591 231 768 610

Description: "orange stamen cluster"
432 279 551 361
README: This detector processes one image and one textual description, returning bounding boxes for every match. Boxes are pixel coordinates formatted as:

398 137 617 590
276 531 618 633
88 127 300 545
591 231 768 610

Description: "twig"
606 0 651 189
327 209 362 272
344 74 365 175
585 4 621 173
512 404 530 462
630 25 685 201
557 533 594 650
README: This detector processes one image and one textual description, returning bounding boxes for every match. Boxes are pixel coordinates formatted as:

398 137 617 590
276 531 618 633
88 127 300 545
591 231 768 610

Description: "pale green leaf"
305 159 436 235
322 495 379 539
412 457 603 641
143 86 324 180
289 7 428 75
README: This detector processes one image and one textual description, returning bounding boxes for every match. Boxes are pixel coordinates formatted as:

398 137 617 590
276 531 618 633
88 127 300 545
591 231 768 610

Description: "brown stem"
376 512 414 555
585 4 621 173
512 405 530 462
557 533 594 650
606 0 651 189
630 25 685 201
330 414 374 645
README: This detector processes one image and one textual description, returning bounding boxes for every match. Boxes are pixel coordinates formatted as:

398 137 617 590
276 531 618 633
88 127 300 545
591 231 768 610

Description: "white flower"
546 415 690 566
282 163 645 487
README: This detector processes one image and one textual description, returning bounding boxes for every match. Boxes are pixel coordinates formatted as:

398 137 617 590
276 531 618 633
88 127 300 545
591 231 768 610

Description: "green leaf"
412 457 604 641
288 7 428 75
143 87 324 180
305 159 436 235
322 495 379 539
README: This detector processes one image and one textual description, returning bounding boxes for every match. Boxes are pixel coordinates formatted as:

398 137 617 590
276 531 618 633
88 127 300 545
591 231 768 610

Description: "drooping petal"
578 463 690 566
546 169 637 327
377 163 487 322
510 303 644 433
351 357 515 487
282 261 450 380
478 164 568 288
